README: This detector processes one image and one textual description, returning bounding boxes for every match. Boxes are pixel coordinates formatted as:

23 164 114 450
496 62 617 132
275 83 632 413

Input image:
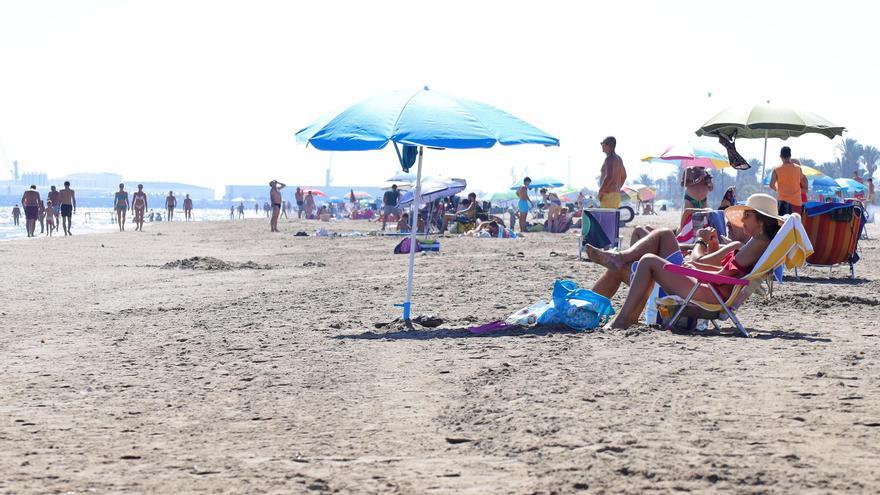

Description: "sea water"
0 207 258 240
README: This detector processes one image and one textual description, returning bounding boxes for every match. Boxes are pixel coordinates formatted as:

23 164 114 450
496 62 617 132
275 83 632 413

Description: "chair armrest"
664 263 749 286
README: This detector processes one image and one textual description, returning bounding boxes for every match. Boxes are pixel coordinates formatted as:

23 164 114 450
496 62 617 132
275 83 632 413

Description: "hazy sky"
0 0 877 196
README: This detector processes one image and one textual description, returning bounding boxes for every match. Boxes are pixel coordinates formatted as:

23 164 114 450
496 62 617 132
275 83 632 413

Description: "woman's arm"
693 241 741 265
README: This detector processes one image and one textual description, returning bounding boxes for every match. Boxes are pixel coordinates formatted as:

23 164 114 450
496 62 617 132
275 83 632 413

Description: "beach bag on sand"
506 300 554 326
505 281 615 330
544 279 615 330
393 237 422 254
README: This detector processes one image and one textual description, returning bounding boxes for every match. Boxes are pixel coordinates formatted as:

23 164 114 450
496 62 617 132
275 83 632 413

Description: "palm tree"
636 174 653 186
861 145 879 179
837 138 864 177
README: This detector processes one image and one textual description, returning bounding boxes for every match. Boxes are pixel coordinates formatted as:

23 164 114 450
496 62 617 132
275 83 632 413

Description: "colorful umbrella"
303 188 326 197
641 144 731 170
350 190 373 200
487 190 518 201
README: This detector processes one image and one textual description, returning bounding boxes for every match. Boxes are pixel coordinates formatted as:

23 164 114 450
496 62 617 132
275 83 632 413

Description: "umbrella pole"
761 129 769 182
401 146 424 323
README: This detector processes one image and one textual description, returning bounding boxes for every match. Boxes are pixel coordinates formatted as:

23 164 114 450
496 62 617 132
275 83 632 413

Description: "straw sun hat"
724 193 785 228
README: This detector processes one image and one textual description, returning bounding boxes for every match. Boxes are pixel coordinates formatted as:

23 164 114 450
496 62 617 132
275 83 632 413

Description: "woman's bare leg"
629 225 654 246
608 255 715 329
586 228 679 270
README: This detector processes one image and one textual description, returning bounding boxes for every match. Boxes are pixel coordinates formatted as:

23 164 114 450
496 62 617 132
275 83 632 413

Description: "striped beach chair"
657 215 813 337
799 202 865 278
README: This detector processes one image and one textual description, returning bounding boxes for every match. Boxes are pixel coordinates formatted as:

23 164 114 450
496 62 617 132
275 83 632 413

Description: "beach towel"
393 237 422 254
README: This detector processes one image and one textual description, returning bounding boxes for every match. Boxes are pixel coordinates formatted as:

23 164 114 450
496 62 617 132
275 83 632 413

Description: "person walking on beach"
165 191 177 221
12 204 21 227
21 186 40 237
269 180 286 232
132 184 148 231
58 181 76 236
183 194 193 221
381 184 401 231
238 202 245 219
38 200 46 234
304 192 315 219
868 177 875 204
769 146 807 215
281 200 289 219
230 205 235 220
599 136 627 209
47 185 60 227
44 200 56 236
295 187 304 218
114 183 130 231
853 169 865 184
254 202 259 215
516 177 531 233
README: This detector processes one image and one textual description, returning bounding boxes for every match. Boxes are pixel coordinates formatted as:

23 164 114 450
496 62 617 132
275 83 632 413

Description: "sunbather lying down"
464 220 518 238
584 193 784 329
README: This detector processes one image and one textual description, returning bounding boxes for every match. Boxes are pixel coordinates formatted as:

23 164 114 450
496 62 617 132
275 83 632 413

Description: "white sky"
1 0 877 196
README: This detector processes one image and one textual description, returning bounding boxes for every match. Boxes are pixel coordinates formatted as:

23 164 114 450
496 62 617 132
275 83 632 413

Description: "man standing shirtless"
165 191 177 221
598 136 627 209
183 194 193 221
58 181 77 236
269 180 286 232
21 185 41 238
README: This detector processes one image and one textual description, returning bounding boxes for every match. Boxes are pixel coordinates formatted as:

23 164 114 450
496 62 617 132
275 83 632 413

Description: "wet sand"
1 213 878 493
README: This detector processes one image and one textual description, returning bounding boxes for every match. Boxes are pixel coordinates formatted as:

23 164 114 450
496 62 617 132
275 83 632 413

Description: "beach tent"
296 87 558 321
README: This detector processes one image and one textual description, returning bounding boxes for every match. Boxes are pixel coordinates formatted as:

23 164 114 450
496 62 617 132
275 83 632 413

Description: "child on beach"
45 200 55 236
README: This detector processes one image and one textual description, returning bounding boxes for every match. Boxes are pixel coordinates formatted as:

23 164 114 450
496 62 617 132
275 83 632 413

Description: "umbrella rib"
389 90 423 145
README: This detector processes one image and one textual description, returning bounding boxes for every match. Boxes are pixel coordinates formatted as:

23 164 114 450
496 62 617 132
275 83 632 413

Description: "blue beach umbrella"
835 178 867 194
509 176 564 190
295 87 558 321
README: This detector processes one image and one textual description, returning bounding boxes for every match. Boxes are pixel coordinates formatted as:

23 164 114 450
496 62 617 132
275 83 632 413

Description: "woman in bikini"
584 194 782 329
132 184 148 232
114 183 130 231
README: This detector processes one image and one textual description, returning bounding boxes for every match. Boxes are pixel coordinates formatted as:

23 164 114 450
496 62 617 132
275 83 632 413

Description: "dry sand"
1 213 878 494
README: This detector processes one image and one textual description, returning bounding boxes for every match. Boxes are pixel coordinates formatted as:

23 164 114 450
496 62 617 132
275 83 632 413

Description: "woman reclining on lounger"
584 194 783 329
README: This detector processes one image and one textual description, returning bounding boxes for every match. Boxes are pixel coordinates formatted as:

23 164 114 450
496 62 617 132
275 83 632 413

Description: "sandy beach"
1 214 879 493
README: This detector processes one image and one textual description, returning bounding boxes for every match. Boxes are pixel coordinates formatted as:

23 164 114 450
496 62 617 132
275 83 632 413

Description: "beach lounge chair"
577 208 622 259
657 215 813 337
799 201 865 278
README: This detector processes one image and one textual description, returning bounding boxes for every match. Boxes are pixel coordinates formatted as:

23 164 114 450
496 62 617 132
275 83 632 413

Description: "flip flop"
468 320 517 334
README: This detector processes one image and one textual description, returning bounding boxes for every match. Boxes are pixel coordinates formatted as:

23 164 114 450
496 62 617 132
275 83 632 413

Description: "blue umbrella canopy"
509 176 564 190
295 88 559 151
295 88 558 323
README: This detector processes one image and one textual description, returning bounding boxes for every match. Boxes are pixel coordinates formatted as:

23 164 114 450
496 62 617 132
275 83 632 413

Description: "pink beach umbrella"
642 144 731 170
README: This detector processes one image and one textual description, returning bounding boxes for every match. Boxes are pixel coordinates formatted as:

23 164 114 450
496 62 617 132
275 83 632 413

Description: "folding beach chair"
578 208 623 259
677 208 727 243
799 201 865 278
657 215 813 337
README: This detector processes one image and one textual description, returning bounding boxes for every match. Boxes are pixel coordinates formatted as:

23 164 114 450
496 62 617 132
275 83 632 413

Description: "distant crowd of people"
10 182 200 238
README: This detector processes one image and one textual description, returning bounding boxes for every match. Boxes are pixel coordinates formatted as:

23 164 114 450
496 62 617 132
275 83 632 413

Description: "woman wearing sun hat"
600 193 784 329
